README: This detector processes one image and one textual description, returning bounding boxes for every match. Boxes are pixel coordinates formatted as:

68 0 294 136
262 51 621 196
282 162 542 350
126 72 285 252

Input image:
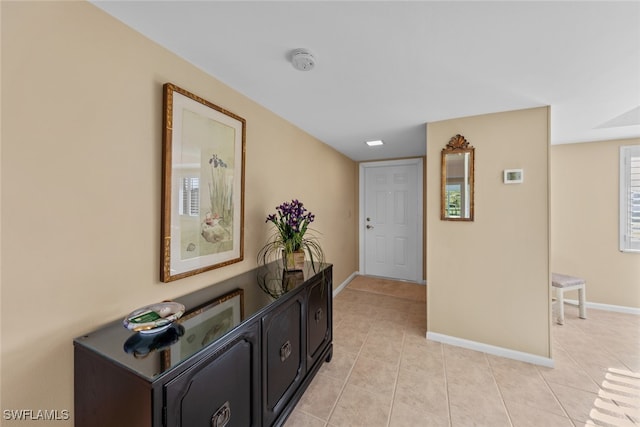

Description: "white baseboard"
563 299 640 315
333 271 359 297
426 332 554 368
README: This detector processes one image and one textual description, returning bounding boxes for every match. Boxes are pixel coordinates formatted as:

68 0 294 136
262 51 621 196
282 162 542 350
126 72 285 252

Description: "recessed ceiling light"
365 140 384 147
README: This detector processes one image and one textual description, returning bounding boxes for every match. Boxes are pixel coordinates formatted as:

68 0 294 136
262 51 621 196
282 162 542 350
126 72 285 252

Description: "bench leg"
578 285 587 319
556 288 565 325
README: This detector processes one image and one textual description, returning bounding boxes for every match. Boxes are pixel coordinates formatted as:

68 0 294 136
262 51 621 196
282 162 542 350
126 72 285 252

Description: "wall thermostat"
504 169 524 184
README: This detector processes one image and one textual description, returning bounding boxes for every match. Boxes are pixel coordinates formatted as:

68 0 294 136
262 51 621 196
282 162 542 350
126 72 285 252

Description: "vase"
283 249 305 271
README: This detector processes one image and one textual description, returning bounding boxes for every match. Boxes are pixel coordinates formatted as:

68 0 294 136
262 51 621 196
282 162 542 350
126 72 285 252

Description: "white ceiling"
92 1 640 161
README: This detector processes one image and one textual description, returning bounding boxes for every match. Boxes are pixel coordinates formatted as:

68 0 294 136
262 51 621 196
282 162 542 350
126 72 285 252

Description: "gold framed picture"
161 83 246 282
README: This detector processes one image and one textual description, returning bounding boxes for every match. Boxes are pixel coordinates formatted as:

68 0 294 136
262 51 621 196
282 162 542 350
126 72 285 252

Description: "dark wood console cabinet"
74 263 332 427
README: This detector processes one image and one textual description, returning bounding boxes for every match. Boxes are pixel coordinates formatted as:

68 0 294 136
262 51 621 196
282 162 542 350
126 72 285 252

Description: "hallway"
285 275 640 427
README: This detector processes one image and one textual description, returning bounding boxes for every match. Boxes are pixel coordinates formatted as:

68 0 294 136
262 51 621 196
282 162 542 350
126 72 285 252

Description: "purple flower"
208 153 227 168
264 199 317 250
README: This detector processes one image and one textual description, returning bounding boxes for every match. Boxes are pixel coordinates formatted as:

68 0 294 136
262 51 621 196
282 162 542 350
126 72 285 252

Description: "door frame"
358 158 424 282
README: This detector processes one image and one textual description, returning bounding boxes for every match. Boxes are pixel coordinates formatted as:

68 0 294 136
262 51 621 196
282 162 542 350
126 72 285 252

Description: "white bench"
552 273 587 325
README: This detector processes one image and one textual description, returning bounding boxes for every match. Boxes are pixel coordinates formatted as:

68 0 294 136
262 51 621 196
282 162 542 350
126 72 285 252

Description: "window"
179 176 200 217
620 145 640 252
445 184 461 217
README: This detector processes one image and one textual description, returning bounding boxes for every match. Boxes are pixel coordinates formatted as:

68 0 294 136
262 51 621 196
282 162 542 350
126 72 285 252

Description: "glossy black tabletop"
74 262 331 381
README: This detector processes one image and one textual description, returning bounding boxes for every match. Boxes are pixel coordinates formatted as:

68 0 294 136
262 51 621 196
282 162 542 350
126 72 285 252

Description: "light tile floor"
285 275 640 427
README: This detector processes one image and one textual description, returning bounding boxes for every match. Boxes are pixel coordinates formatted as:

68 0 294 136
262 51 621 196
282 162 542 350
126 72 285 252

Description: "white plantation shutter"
179 177 200 217
620 145 640 252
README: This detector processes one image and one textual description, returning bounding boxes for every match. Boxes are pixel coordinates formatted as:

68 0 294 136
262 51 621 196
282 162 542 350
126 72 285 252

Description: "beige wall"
551 138 640 308
426 107 551 358
0 2 357 423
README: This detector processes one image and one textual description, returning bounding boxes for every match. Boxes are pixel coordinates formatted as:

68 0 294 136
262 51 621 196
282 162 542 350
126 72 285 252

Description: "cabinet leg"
325 349 333 363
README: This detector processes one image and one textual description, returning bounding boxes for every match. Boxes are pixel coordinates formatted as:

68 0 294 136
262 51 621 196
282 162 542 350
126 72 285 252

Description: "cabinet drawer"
307 277 331 367
164 331 258 427
262 294 304 425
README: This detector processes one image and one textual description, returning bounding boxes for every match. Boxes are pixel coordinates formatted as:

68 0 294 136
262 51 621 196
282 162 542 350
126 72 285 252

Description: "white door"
360 159 422 282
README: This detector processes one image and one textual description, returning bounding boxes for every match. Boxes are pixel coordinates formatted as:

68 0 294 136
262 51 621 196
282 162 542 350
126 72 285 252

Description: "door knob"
366 225 374 229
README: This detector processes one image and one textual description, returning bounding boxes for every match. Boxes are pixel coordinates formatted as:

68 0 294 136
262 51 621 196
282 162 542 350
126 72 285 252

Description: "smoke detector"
290 48 316 71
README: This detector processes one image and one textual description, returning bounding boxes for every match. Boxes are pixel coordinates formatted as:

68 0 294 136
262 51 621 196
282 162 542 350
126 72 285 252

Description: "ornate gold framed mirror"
441 134 475 221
